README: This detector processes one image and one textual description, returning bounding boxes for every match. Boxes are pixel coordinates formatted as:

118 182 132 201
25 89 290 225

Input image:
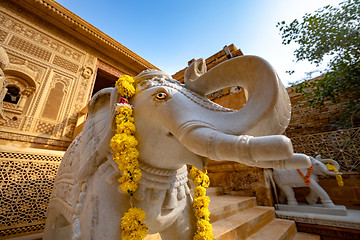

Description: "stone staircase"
146 187 319 240
209 195 318 240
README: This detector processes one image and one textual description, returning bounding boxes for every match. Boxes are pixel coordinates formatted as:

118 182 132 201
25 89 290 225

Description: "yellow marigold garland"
110 75 148 240
189 166 214 240
326 163 344 187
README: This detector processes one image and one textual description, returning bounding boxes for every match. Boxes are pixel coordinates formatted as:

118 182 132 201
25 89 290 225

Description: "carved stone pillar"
18 87 35 109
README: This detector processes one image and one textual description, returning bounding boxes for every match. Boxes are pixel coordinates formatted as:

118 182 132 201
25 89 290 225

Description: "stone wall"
284 84 359 138
0 4 97 150
207 161 274 206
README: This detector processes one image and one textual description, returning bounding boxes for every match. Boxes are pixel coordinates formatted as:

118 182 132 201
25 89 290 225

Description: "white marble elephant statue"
43 55 311 240
273 155 342 208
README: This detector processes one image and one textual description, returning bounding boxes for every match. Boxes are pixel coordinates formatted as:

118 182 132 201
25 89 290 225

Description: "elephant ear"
77 87 117 181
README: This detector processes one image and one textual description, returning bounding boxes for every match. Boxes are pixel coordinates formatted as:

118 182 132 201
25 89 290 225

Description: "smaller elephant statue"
273 155 342 208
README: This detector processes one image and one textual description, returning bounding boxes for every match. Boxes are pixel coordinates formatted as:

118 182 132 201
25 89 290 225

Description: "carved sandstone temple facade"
0 0 156 238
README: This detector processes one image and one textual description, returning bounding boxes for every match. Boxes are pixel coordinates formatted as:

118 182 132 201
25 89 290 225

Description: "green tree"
277 0 360 129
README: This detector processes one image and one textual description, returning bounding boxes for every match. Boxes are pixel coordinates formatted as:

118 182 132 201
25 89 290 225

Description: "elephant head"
311 155 342 177
129 55 310 170
76 55 310 181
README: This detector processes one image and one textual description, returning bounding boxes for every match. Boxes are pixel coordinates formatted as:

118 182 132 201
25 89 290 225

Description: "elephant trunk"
176 122 310 169
184 56 291 136
314 156 342 176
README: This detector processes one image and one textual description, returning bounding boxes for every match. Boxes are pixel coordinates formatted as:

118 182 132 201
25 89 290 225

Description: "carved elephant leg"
279 185 298 206
305 188 319 205
79 170 130 239
43 207 72 240
308 179 335 208
159 197 196 240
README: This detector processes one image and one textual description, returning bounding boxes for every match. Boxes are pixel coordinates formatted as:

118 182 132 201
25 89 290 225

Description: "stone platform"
275 207 360 230
275 204 347 216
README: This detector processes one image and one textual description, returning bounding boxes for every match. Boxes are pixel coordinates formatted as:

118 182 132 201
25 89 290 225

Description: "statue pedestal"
275 204 347 216
275 208 360 233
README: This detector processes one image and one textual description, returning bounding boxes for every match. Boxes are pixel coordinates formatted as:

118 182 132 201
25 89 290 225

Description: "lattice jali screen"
0 147 64 238
291 127 360 173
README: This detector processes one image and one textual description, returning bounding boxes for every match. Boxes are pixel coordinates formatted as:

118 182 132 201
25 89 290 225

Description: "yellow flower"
112 77 148 238
189 166 210 187
194 186 207 197
120 179 138 196
116 75 136 98
110 133 138 152
194 230 215 240
116 113 134 125
130 167 142 182
120 168 142 182
117 121 136 135
189 166 201 179
195 208 210 221
200 174 210 188
118 106 133 118
123 207 146 222
326 163 344 187
121 208 148 240
189 166 214 240
196 219 214 236
193 196 210 210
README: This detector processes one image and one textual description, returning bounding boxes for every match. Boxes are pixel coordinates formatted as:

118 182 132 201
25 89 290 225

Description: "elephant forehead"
136 78 234 113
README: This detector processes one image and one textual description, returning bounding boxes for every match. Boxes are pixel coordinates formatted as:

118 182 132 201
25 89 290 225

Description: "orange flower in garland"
297 165 312 185
111 75 148 239
189 166 214 240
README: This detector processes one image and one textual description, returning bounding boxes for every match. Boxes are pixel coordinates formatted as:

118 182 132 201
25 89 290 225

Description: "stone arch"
3 66 37 113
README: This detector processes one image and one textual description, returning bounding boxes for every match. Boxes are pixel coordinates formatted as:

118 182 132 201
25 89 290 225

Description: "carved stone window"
4 86 20 104
3 75 36 114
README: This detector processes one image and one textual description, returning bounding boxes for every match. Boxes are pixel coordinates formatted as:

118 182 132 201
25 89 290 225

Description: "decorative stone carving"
273 155 342 208
53 55 79 73
17 86 35 109
44 56 311 240
0 145 64 237
0 11 84 62
81 66 93 79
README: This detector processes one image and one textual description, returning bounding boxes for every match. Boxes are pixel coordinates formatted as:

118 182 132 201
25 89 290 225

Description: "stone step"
212 206 275 240
293 232 320 240
245 218 296 240
209 195 257 223
206 187 224 196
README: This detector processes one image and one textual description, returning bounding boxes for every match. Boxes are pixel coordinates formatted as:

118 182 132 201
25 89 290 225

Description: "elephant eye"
156 92 167 100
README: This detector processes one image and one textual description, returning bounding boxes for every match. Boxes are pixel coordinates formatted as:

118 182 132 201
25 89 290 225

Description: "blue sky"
55 0 340 86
